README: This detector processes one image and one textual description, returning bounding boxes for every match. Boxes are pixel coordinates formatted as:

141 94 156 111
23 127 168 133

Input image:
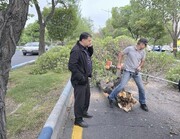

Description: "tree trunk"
33 0 56 55
39 23 46 55
0 1 30 138
172 38 178 57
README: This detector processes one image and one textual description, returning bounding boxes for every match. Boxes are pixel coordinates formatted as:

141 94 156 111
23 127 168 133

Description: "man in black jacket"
68 32 93 128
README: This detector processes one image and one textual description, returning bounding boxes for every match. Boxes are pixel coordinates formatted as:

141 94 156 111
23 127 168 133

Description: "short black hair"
79 32 92 41
137 38 148 46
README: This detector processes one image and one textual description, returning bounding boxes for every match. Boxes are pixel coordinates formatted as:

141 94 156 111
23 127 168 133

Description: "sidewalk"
60 80 180 139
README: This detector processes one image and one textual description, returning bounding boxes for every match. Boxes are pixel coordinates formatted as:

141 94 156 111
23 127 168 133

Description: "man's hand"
136 66 141 71
88 44 93 47
117 63 123 70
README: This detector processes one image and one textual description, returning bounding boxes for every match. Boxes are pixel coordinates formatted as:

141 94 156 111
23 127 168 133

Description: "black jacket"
68 41 93 86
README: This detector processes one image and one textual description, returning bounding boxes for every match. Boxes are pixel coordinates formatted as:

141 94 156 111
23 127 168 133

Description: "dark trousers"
73 81 90 122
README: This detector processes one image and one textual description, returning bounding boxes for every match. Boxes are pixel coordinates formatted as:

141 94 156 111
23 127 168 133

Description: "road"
11 50 38 66
61 80 180 139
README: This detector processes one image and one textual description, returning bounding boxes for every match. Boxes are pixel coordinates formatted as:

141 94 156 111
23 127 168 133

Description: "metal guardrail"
38 79 73 139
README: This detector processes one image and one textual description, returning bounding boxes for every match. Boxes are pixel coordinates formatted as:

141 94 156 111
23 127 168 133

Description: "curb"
38 79 73 139
11 60 35 70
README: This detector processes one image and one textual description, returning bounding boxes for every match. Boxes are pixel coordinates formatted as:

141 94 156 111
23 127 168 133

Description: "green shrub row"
31 45 72 74
142 52 175 76
32 35 179 88
166 64 180 83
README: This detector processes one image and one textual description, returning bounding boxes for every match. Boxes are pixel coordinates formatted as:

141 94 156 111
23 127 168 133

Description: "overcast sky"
27 0 130 31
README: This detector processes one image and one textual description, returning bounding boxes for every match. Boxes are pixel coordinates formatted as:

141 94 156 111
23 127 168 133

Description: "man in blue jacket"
68 32 93 128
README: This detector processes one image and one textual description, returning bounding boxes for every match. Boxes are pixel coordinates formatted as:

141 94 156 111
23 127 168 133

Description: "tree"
101 18 130 38
111 2 169 44
111 6 137 39
129 1 167 44
101 19 116 37
33 0 56 55
19 21 40 45
72 16 93 39
132 0 180 56
33 0 77 55
45 6 78 43
0 1 30 138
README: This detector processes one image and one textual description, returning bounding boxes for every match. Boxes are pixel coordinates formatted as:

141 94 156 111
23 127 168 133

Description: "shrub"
91 35 136 85
176 51 180 60
166 64 180 83
31 45 72 74
142 52 175 76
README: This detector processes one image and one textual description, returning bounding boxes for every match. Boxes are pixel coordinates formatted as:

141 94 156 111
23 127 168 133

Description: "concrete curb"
38 79 73 139
11 60 35 70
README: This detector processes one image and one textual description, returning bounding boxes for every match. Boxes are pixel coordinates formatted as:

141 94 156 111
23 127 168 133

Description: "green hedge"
31 45 72 74
166 64 180 83
142 52 175 75
31 36 178 88
92 35 136 84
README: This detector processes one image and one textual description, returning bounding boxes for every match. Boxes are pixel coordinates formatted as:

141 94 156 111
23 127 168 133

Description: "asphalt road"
61 80 180 139
11 50 38 66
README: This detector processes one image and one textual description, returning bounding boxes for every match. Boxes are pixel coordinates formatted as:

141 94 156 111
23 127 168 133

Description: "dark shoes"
140 104 149 112
83 113 93 118
108 96 113 108
74 120 88 128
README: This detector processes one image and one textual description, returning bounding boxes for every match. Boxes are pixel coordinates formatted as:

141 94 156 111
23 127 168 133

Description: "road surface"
61 80 180 139
11 50 38 66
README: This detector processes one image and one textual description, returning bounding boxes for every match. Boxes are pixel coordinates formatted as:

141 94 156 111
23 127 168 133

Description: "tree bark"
0 1 30 138
173 38 178 57
39 23 46 55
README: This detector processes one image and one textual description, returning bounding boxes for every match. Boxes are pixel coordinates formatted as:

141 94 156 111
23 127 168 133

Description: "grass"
6 64 70 138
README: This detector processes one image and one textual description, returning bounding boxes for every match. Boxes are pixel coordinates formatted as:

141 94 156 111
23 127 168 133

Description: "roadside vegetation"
33 36 179 88
92 36 178 86
3 0 180 138
6 35 179 138
6 64 70 138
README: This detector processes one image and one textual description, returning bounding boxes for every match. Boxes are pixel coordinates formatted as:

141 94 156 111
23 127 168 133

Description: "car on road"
22 42 48 56
161 45 173 52
152 45 162 52
178 46 180 52
151 45 173 52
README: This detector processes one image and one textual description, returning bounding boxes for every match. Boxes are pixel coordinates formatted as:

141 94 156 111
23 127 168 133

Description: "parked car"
151 45 172 52
152 45 162 52
177 46 180 52
146 45 153 52
22 42 48 56
161 45 173 52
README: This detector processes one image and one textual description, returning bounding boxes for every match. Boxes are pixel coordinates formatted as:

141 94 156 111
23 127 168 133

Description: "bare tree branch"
44 0 55 24
33 0 43 24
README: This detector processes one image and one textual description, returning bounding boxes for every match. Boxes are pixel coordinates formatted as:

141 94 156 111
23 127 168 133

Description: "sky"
27 0 130 31
80 0 130 31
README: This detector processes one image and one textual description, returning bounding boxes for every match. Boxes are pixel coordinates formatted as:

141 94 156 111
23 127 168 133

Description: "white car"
161 45 173 52
177 46 180 52
22 42 48 56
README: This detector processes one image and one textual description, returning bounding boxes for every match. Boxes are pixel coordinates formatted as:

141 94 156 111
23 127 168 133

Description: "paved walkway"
60 80 180 139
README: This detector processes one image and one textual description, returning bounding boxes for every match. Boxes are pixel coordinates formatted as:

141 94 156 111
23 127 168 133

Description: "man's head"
137 38 148 50
79 32 92 47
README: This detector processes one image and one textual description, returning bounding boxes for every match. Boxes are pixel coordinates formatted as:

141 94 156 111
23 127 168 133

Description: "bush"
166 64 180 83
142 52 175 76
31 45 72 74
176 51 180 60
92 35 136 85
